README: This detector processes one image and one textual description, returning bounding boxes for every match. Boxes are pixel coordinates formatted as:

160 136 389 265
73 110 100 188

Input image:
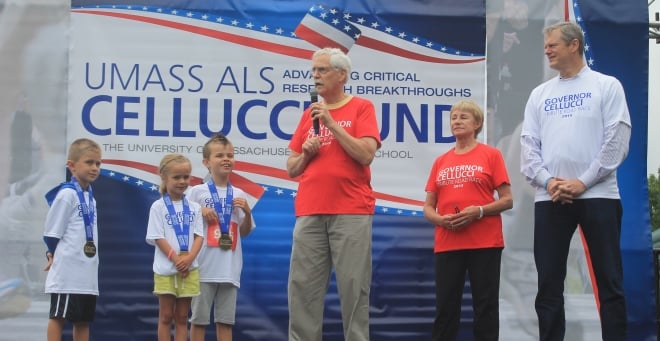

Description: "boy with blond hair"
43 138 102 341
187 133 255 341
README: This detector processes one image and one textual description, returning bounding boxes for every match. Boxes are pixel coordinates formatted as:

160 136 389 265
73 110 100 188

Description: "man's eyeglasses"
311 66 336 74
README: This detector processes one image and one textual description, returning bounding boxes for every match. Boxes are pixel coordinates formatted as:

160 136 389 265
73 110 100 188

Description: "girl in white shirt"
145 153 204 341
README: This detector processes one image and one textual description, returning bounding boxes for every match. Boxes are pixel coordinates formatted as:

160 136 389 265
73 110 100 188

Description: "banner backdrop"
66 1 485 340
0 0 654 340
68 3 486 213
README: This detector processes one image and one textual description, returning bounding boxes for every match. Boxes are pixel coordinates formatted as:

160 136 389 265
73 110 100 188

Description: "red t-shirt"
424 143 510 252
288 96 381 216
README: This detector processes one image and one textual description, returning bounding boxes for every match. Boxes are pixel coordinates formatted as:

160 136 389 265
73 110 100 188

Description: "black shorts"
49 293 97 323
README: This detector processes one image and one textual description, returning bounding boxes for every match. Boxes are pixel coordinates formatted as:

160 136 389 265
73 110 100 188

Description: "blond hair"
450 100 484 137
158 153 191 195
67 138 101 162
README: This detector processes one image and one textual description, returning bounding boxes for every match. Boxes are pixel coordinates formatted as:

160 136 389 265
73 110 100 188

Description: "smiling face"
161 160 191 200
67 150 102 189
203 141 234 182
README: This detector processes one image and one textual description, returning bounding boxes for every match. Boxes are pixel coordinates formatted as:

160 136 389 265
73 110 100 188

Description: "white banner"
69 5 485 215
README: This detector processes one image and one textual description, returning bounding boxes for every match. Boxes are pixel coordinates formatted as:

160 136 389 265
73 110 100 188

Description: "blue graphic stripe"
99 168 423 216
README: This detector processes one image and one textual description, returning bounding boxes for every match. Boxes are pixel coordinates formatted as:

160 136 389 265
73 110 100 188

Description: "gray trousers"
288 214 372 341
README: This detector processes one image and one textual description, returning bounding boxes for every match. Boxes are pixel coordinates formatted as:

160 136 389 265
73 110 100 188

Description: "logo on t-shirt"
435 164 483 187
306 119 353 147
543 92 592 118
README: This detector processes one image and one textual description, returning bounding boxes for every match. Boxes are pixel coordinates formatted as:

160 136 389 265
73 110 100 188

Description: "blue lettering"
434 104 454 143
186 65 204 92
172 98 195 137
259 67 275 94
85 62 204 92
168 65 186 92
396 103 428 142
242 67 257 94
143 64 166 91
112 63 139 90
270 100 299 140
146 97 168 136
215 67 240 93
85 62 105 90
116 96 140 136
199 99 231 136
379 103 392 140
215 66 274 94
379 103 452 143
80 95 455 144
282 69 313 79
81 95 112 135
237 99 267 139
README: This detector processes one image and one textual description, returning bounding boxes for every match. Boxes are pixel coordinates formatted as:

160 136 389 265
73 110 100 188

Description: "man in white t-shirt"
520 21 630 341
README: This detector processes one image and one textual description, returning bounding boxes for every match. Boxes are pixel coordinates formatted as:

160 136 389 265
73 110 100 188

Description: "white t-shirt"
187 183 255 287
43 187 99 295
521 67 631 201
145 197 204 276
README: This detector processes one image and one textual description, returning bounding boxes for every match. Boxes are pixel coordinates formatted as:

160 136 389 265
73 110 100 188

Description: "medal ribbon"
207 181 233 234
71 177 95 242
163 194 191 252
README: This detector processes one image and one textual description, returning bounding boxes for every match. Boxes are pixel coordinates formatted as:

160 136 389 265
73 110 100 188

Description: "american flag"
294 4 484 64
294 5 359 53
569 1 597 69
73 4 483 64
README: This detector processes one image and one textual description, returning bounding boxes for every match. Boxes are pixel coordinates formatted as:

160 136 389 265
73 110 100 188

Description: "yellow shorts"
153 268 200 298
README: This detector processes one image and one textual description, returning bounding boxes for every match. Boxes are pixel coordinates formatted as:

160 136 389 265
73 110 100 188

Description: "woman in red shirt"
423 100 513 341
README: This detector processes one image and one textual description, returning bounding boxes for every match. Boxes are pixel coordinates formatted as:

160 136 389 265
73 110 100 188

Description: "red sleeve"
353 99 382 147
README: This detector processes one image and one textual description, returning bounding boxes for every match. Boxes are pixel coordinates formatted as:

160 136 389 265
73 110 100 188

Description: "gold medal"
83 241 96 258
219 233 232 250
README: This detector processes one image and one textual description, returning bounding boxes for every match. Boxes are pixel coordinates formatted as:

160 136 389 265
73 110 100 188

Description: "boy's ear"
202 158 210 168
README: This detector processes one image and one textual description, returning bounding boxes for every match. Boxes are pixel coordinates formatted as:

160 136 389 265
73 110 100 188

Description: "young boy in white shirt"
187 133 255 341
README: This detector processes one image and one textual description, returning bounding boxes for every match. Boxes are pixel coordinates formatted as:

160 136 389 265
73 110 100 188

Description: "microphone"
310 89 319 135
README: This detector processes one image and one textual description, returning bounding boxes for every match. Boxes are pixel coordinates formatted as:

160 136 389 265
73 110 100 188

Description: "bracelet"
478 206 484 219
167 249 174 260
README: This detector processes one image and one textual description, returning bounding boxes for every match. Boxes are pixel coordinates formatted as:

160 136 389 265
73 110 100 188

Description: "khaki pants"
288 214 372 341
